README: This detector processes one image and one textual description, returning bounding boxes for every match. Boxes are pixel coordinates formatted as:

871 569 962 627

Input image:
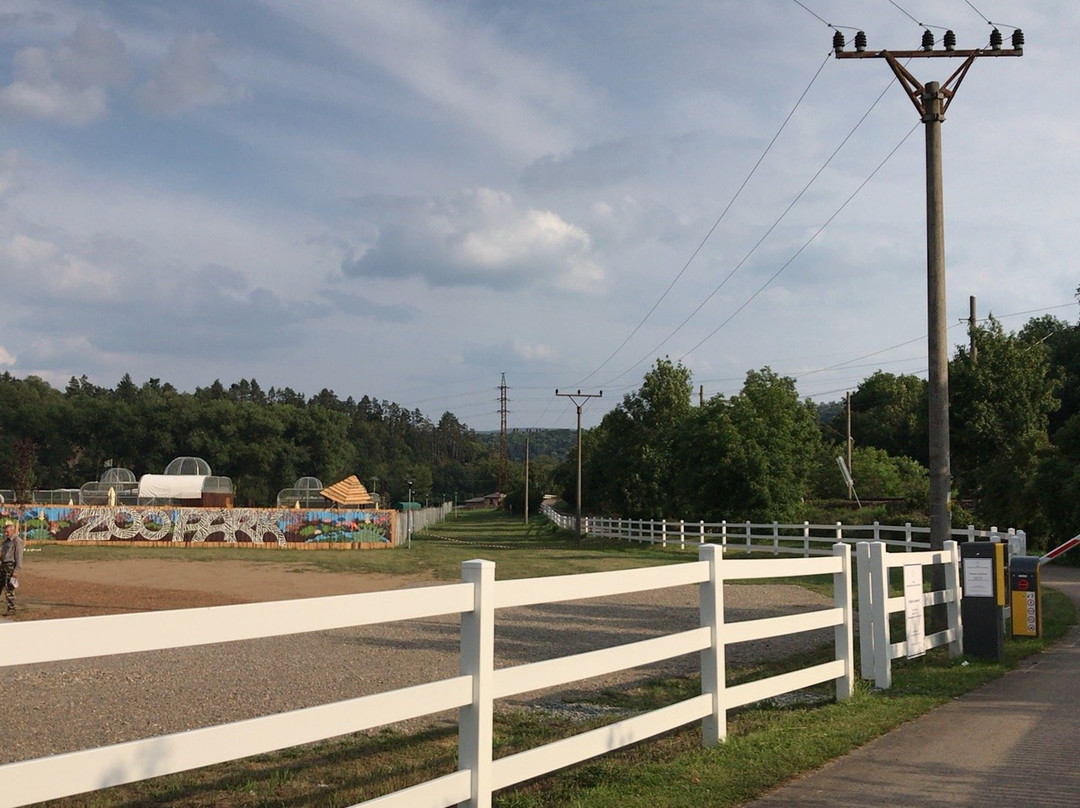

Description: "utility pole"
846 391 854 501
835 26 1022 551
555 388 603 541
970 295 978 363
523 429 531 526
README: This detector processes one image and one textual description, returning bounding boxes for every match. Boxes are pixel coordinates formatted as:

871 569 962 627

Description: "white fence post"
856 542 875 681
772 522 779 556
745 521 752 553
699 543 726 745
833 543 854 700
944 540 963 658
679 520 685 550
460 559 495 808
905 522 913 551
699 520 706 545
803 522 810 557
869 541 892 689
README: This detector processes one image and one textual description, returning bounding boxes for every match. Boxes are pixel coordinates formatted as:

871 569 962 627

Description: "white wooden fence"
395 501 455 544
545 507 1026 558
0 544 854 808
856 540 963 689
542 506 973 692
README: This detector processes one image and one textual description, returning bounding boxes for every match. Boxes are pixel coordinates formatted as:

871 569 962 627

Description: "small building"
276 476 325 509
461 492 505 509
138 456 233 507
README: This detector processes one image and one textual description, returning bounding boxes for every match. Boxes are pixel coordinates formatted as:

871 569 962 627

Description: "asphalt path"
746 564 1080 807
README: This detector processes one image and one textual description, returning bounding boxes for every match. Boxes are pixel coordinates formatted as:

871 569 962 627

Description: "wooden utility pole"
846 391 854 501
523 430 531 526
555 389 603 541
835 26 1022 551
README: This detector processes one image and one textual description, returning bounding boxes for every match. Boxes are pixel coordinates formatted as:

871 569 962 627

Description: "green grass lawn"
31 509 1078 807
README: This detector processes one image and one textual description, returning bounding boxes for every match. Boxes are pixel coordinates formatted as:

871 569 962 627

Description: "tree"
951 317 1059 531
580 358 693 518
1035 412 1080 543
724 368 823 521
668 368 822 522
812 445 928 504
842 372 927 464
1021 314 1080 434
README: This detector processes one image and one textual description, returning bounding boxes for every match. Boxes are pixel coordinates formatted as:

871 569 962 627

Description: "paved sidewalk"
746 565 1080 807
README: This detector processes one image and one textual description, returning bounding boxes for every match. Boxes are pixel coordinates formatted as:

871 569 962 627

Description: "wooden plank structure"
319 475 375 507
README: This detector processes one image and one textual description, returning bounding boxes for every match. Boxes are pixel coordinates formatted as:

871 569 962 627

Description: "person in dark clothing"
1 521 24 615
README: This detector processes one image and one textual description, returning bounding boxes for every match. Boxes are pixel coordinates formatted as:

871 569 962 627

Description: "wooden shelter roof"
319 475 375 506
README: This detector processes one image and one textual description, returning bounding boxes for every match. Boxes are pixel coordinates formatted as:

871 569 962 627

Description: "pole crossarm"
835 48 1021 60
837 47 1020 121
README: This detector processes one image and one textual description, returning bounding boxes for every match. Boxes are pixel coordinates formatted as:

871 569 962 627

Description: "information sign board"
904 563 926 658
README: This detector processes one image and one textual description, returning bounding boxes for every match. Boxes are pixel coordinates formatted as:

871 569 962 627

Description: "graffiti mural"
10 506 394 546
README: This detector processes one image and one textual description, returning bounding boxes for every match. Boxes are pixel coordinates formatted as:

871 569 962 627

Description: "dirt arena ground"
13 554 436 619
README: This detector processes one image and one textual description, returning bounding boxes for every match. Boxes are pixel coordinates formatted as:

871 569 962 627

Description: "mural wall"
0 505 395 546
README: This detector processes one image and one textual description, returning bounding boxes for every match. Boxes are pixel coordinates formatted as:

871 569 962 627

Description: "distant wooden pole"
555 389 603 541
846 391 854 500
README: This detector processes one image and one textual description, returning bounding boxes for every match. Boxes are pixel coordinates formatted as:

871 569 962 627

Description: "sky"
0 1 1075 432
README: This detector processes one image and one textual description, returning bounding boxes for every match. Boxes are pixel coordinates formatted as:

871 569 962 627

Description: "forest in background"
554 309 1080 551
0 374 525 508
3 305 1080 549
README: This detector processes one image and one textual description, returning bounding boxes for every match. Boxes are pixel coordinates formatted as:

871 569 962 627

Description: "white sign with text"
904 563 926 658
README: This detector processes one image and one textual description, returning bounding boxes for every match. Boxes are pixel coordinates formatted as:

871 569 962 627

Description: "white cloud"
0 150 22 201
138 31 248 116
264 0 593 158
0 345 14 366
0 17 128 124
343 188 607 293
514 340 557 362
2 232 118 302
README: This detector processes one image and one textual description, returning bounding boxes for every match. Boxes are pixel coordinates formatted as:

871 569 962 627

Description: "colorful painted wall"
0 505 395 547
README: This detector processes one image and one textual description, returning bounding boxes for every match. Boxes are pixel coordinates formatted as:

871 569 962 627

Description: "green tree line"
0 374 506 507
553 306 1080 550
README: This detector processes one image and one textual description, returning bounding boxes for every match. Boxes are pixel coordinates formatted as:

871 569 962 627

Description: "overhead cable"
575 51 832 386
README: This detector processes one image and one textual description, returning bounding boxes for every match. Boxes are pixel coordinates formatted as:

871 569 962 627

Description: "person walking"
1 521 24 615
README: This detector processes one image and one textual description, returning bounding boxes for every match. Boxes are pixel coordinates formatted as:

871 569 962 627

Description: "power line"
599 66 911 389
676 124 921 361
963 0 992 25
790 0 863 32
576 50 832 386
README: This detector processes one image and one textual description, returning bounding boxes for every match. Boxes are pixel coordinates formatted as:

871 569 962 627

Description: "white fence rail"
540 506 1026 558
0 544 854 808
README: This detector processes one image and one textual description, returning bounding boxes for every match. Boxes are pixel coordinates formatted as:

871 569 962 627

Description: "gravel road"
1 582 831 765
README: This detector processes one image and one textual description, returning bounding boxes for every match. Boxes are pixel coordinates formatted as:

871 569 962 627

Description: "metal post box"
960 541 1006 661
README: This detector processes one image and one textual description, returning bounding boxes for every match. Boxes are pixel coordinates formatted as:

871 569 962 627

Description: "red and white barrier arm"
1040 534 1080 565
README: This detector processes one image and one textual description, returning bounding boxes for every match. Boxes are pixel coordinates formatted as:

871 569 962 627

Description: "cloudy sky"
0 1 1074 431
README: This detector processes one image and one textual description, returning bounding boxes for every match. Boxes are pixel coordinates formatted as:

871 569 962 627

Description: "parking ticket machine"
1010 556 1042 638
